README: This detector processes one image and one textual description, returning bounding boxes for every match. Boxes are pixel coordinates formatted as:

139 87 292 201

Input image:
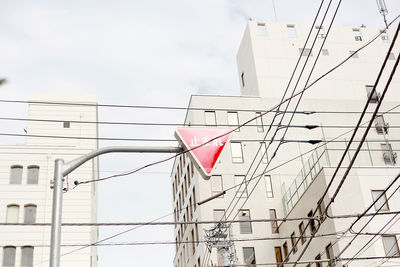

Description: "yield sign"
175 128 232 178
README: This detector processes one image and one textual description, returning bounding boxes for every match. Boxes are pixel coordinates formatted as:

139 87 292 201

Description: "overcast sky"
1 0 399 266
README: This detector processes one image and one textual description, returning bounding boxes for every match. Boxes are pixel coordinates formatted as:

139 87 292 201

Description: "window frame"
21 246 34 267
24 204 37 224
265 175 274 198
210 175 223 197
382 235 400 257
3 246 16 267
371 190 390 211
204 111 217 126
269 209 279 233
6 204 20 224
239 209 252 234
227 112 240 132
231 142 244 163
255 112 264 132
243 247 256 266
27 165 39 184
10 165 23 184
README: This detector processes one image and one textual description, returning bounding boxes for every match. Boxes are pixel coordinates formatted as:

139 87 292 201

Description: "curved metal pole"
49 146 183 267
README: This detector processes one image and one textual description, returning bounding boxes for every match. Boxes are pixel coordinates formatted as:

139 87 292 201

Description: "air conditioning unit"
375 123 389 134
355 36 362 41
318 33 325 39
383 151 397 164
369 92 381 103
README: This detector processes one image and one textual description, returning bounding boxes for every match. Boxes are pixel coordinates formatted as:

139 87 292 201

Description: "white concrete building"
171 22 400 267
0 93 99 267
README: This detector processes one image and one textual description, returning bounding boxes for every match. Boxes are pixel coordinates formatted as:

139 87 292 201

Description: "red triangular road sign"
175 128 232 178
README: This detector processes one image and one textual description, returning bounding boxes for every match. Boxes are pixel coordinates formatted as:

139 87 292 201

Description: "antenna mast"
376 0 389 28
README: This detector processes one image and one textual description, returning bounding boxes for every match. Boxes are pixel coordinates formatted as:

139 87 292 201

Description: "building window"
27 166 39 184
257 23 267 35
274 247 283 267
282 242 289 261
375 115 389 134
191 230 195 255
227 112 240 131
269 209 279 233
316 26 325 38
10 165 23 184
372 190 389 211
255 112 264 132
6 205 19 223
265 175 274 198
243 247 256 266
213 209 226 222
381 30 390 43
322 49 329 56
210 175 223 196
381 143 397 165
299 48 313 57
299 222 306 244
241 72 245 88
235 175 248 197
193 187 197 211
260 142 268 163
389 52 396 60
24 205 37 224
382 235 400 256
366 85 379 103
308 210 316 234
291 232 297 253
353 28 362 41
231 142 244 163
204 111 216 126
315 254 322 267
63 121 70 128
287 25 297 38
239 209 252 234
3 246 16 267
326 243 334 267
349 50 359 58
317 198 326 222
21 246 34 267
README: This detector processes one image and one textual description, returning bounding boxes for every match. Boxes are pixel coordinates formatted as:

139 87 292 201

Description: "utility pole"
49 146 183 267
204 222 236 266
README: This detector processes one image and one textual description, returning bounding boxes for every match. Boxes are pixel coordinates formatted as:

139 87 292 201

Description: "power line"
284 20 400 265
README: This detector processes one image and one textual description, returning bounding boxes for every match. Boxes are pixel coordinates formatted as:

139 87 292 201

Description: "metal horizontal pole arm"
62 146 183 176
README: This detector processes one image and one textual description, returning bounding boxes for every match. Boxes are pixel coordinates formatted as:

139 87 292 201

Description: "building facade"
171 22 400 267
0 93 99 267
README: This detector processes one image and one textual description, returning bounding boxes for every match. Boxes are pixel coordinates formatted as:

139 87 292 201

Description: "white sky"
0 0 399 266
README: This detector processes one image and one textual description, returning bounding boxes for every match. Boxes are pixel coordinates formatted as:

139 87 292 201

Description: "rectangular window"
366 85 379 103
349 50 359 58
375 115 389 134
260 142 268 163
204 111 216 126
372 190 389 211
231 142 244 163
315 254 321 267
382 235 400 256
291 232 297 253
210 175 223 196
308 210 316 234
255 112 264 132
6 205 19 223
282 242 289 261
287 25 297 38
243 247 256 266
257 23 267 35
193 187 197 211
317 199 326 222
63 121 70 128
3 246 16 267
326 243 334 267
10 165 23 184
274 247 283 267
299 222 306 244
21 246 34 267
213 209 226 222
381 143 397 165
381 30 389 43
235 175 248 197
239 209 252 234
24 205 37 224
265 175 274 198
27 166 39 184
269 209 279 233
299 48 313 57
227 112 240 131
353 28 362 41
